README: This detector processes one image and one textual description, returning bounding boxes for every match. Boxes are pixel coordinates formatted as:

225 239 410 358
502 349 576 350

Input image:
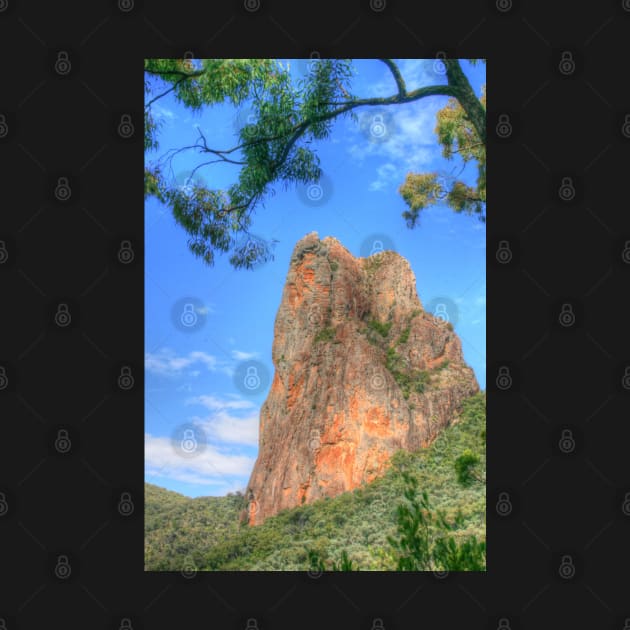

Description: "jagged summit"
243 233 478 525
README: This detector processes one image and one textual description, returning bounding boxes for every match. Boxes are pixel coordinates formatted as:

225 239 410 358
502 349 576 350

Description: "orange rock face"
244 232 479 525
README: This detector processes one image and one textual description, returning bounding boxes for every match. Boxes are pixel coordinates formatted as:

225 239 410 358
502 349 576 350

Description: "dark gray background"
1 0 629 628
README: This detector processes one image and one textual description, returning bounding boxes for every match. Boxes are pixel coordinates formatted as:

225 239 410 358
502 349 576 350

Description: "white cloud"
368 163 400 192
145 348 226 377
343 59 452 192
191 410 259 446
185 395 259 446
346 101 441 192
152 104 176 121
186 394 255 410
145 433 255 485
231 350 258 361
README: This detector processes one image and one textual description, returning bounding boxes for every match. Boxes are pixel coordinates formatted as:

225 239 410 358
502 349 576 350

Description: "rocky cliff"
244 232 479 526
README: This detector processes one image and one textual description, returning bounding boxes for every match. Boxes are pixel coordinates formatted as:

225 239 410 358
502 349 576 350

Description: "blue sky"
144 59 486 498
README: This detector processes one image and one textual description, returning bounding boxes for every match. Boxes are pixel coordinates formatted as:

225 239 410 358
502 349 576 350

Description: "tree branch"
443 59 486 145
145 77 187 110
379 59 407 97
144 68 205 79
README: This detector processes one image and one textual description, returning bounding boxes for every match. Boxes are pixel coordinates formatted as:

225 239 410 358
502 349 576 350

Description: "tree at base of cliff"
386 471 486 571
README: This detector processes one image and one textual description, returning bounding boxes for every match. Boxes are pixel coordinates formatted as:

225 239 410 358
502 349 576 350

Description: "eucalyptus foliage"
144 58 485 268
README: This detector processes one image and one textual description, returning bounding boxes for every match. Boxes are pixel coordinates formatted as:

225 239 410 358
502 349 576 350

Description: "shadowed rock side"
243 232 479 525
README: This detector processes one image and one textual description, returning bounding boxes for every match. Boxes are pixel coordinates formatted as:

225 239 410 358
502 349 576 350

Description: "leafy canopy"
144 58 485 269
399 84 486 227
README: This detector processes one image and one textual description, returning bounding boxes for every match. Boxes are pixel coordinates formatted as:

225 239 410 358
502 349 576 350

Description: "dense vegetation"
145 392 485 571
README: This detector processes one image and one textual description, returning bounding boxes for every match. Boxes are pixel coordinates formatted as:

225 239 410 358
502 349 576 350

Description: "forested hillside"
145 392 485 571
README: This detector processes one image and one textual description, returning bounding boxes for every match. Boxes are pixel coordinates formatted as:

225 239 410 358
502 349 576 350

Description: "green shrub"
397 327 410 345
364 255 384 274
386 471 486 570
454 449 483 486
368 319 392 337
385 346 429 398
314 326 335 343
